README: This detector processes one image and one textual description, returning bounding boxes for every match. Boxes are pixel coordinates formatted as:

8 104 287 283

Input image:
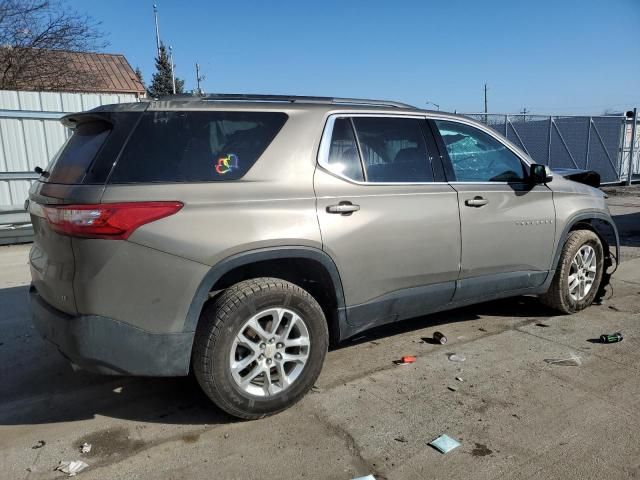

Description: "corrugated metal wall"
0 90 138 209
0 90 138 244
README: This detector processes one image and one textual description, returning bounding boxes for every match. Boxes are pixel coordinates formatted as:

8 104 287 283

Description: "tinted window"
45 121 111 184
326 118 364 181
109 111 287 183
352 117 433 183
435 120 526 182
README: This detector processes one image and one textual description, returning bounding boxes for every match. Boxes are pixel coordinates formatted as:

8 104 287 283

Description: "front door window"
435 120 526 183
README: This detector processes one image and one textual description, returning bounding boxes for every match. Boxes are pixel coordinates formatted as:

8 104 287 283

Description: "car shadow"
335 294 558 349
0 284 558 427
0 284 234 427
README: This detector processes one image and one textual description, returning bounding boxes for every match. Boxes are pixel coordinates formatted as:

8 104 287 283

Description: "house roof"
13 50 146 95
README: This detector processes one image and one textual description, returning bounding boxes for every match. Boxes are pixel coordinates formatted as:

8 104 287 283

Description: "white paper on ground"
429 434 461 454
56 460 89 476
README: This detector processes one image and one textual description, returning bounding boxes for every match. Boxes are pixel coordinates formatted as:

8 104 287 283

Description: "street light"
426 100 440 111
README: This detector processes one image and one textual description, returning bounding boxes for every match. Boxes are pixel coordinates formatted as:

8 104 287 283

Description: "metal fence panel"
465 113 630 183
506 115 551 166
589 117 624 182
620 118 640 182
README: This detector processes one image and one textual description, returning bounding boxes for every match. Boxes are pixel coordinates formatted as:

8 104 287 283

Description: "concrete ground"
1 194 639 480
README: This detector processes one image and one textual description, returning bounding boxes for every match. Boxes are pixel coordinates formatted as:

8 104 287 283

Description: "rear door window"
351 117 434 183
109 111 288 183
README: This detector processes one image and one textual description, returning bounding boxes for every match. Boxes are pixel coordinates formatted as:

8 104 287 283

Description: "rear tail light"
43 202 183 240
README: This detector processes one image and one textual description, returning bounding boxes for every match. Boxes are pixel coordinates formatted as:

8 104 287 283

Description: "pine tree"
148 43 184 97
175 77 185 94
134 67 145 88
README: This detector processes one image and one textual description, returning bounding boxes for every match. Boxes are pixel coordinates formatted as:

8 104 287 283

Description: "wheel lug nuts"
266 358 272 365
275 353 282 360
276 342 284 349
269 338 275 344
258 354 265 360
260 343 266 349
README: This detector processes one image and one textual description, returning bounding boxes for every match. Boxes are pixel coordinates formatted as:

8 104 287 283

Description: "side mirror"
529 163 552 184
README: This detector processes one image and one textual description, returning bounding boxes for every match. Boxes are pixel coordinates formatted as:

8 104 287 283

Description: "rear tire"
193 278 328 420
541 230 604 314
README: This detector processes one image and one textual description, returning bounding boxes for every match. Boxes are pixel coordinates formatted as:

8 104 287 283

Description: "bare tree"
0 0 107 91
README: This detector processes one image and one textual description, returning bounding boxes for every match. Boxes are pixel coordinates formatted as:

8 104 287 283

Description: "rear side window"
109 111 287 183
326 118 364 182
45 121 111 184
352 117 434 183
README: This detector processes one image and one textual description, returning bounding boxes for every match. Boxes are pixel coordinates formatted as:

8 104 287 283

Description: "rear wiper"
34 166 50 178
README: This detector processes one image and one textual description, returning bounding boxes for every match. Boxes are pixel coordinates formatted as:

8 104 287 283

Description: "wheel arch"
183 247 347 345
551 211 619 273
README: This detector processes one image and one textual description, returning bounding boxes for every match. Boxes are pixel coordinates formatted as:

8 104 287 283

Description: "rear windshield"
108 111 288 183
45 120 111 184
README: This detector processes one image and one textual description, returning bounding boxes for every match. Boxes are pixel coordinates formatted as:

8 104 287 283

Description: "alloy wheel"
229 308 310 396
568 245 597 301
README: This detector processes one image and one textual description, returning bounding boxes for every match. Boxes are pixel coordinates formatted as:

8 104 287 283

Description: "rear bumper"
29 286 194 376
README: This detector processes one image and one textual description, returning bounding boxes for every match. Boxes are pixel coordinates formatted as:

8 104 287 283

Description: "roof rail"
154 93 416 109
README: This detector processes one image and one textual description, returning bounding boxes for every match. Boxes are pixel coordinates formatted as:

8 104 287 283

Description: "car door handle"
327 201 360 215
464 196 489 207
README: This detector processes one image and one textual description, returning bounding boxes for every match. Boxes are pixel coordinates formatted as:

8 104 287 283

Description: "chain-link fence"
464 113 638 184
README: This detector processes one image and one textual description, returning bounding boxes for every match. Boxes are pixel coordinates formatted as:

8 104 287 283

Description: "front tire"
193 278 328 420
541 230 604 314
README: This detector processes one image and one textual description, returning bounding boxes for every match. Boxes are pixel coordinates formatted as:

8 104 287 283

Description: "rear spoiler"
61 102 148 128
61 112 113 129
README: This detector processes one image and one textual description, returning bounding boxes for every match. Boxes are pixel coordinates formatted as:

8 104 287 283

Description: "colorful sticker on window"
215 154 239 175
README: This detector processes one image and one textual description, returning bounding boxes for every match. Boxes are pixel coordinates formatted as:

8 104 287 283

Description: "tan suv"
28 94 618 419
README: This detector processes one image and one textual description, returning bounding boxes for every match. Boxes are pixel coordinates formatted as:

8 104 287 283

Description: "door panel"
314 169 461 324
452 182 555 300
430 118 556 301
455 183 555 275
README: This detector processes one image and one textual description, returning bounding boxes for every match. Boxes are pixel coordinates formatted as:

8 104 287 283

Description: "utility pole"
520 107 529 121
195 62 204 95
153 4 161 58
169 45 176 94
483 83 488 123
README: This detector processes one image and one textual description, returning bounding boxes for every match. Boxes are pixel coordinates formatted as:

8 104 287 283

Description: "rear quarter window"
43 111 142 185
45 121 111 184
109 111 288 183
